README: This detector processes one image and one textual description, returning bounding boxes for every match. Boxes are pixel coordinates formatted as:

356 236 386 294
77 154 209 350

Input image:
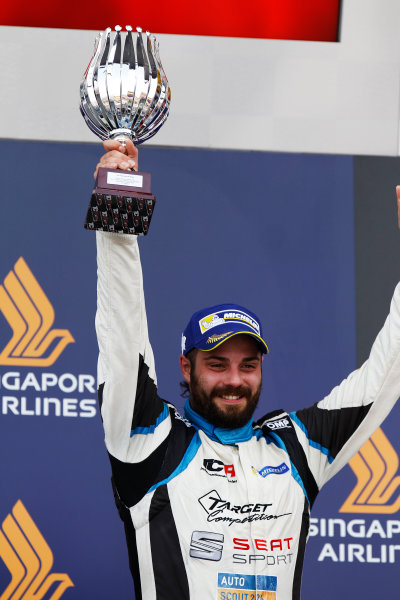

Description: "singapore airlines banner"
0 140 399 600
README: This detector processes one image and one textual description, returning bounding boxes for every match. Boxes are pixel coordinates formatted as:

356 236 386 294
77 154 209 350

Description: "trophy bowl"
80 25 171 235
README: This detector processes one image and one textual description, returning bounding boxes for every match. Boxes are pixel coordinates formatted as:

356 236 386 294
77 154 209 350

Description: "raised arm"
291 190 400 489
95 142 171 466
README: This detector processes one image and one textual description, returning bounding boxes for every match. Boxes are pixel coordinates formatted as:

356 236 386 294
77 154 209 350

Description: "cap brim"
196 330 269 354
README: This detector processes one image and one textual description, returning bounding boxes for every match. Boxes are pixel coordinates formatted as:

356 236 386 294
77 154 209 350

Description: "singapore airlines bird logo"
0 257 74 366
0 500 73 599
340 427 400 514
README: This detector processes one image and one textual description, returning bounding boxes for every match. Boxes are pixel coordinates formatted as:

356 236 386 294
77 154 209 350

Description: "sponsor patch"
198 490 291 526
171 405 192 427
222 311 260 333
266 418 291 430
206 332 234 344
252 463 290 478
217 572 277 599
199 313 226 333
199 310 260 335
190 531 224 561
202 459 237 482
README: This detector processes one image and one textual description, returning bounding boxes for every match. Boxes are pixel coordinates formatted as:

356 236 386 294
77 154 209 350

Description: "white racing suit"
96 232 400 600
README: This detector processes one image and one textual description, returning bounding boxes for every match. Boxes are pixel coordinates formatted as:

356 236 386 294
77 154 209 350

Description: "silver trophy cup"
80 25 171 235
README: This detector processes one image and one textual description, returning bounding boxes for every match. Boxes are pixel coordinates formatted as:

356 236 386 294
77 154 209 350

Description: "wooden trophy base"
84 167 156 235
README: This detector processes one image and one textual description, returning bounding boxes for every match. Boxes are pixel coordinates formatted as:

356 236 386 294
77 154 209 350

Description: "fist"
94 139 138 179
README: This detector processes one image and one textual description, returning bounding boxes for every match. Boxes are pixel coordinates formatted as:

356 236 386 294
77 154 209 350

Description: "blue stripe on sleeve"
130 403 170 436
290 411 334 464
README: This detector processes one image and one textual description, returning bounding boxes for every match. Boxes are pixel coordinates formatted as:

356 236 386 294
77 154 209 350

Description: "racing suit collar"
184 398 254 445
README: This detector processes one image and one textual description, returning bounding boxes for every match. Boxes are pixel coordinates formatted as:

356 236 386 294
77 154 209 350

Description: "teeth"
222 395 240 400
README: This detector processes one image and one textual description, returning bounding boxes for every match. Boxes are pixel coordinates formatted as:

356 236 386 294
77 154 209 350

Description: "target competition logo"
0 500 73 599
0 257 74 367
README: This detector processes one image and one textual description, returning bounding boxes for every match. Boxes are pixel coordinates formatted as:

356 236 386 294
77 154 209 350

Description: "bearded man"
94 140 400 600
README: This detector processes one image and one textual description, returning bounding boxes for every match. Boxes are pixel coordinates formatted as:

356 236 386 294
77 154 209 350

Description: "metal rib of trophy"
80 25 171 235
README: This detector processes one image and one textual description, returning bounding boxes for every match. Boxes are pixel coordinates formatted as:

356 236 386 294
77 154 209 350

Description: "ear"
179 354 192 383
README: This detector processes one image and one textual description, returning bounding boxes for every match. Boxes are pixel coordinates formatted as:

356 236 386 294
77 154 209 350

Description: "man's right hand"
94 139 138 179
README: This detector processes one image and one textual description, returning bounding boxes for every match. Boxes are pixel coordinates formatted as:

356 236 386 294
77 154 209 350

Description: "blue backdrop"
0 139 399 599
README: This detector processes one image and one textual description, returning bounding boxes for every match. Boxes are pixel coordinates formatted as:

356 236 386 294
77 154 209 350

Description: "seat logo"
0 500 73 599
340 427 400 514
0 258 74 366
190 530 224 561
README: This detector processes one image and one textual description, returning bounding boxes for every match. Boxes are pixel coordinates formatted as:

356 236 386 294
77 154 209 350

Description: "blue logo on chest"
258 462 289 477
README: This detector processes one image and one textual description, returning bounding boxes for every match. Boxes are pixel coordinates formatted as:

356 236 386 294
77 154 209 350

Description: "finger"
99 157 136 173
123 140 138 171
100 149 130 161
94 161 117 179
94 158 119 179
103 139 123 153
396 186 400 229
103 138 137 157
100 156 135 170
102 139 138 170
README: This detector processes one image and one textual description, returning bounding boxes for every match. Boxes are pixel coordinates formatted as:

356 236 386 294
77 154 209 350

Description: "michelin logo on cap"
199 310 260 335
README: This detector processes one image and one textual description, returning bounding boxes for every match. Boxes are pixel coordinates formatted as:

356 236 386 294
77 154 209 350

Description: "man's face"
180 335 263 428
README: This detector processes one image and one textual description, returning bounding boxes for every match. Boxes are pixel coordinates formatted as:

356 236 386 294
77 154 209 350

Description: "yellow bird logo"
0 500 73 599
0 258 74 366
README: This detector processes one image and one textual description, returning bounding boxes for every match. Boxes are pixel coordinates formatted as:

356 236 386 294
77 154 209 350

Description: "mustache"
212 385 252 399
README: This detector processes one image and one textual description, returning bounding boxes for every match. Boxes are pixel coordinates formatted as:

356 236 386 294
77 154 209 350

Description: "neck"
184 399 254 445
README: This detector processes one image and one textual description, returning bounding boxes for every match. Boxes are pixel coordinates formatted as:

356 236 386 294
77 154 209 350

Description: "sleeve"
96 230 172 465
290 282 400 490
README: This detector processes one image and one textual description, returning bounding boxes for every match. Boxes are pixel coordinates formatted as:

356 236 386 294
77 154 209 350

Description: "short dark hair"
179 349 198 398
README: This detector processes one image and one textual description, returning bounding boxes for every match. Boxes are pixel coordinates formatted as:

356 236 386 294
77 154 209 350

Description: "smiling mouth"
217 395 245 405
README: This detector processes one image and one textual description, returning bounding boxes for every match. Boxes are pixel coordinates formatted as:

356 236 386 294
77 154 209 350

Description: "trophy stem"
109 128 136 146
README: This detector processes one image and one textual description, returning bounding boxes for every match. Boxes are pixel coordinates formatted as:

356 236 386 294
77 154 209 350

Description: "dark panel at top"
354 156 400 364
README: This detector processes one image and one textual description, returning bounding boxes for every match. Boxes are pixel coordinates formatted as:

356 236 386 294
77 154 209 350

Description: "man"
94 141 400 600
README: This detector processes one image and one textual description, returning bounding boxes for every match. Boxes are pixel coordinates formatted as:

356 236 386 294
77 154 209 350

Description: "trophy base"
84 167 156 235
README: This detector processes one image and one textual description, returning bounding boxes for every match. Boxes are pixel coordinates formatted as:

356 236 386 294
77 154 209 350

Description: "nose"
224 366 243 387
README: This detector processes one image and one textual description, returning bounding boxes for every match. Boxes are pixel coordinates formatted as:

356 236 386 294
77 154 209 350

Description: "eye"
242 363 257 370
209 362 225 370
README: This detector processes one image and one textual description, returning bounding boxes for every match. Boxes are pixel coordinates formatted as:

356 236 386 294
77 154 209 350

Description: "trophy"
80 25 171 235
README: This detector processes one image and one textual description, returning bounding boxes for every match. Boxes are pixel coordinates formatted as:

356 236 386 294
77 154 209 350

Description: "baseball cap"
181 302 269 356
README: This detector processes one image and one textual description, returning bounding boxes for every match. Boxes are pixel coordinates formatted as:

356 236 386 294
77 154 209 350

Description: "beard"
189 373 262 429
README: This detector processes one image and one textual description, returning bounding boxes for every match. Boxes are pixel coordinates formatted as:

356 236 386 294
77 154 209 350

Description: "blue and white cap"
181 303 269 356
